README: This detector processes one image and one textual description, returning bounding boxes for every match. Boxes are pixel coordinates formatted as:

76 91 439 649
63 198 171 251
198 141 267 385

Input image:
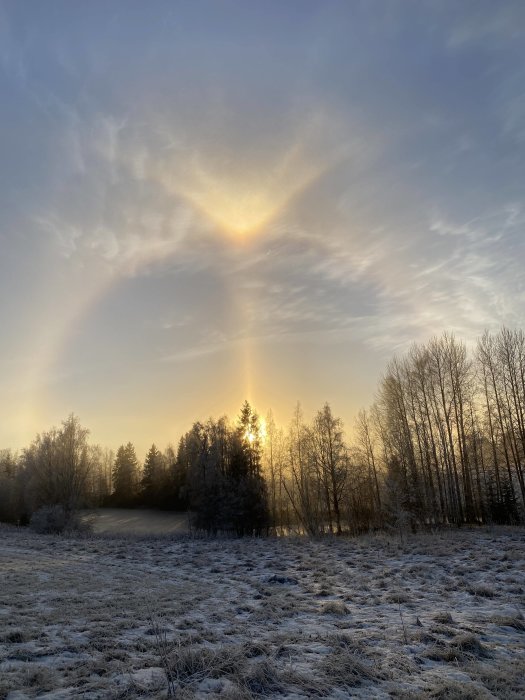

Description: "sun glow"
259 417 267 442
143 115 346 239
179 167 283 237
244 417 267 445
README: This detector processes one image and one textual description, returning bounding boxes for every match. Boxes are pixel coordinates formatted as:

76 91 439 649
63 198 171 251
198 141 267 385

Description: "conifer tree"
140 444 164 506
112 442 138 506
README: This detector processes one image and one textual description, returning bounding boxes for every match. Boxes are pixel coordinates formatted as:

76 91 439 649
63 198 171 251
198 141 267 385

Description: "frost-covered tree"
23 414 93 515
311 403 346 534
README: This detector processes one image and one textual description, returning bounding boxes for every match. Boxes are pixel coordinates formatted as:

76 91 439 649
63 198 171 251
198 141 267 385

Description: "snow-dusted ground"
1 526 524 699
84 509 190 536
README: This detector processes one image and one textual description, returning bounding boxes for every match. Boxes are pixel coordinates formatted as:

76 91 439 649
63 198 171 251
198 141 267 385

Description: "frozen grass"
0 525 524 698
82 509 190 536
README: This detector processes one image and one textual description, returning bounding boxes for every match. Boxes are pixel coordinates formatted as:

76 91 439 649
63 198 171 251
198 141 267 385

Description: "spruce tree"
112 442 138 506
141 444 163 506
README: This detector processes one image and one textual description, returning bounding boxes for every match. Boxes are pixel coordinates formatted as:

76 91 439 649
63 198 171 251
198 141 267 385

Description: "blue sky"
1 1 525 454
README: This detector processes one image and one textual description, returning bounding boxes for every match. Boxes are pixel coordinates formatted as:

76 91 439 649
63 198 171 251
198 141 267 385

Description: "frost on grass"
0 526 524 698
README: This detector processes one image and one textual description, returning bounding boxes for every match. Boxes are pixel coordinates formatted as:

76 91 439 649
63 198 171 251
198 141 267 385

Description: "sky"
1 1 525 457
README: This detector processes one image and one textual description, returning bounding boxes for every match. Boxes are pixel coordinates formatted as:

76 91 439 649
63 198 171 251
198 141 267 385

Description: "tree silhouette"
140 444 164 506
112 442 138 506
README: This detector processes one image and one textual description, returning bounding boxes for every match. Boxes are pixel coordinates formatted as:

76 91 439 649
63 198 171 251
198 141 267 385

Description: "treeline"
0 416 114 527
369 329 525 527
110 401 269 535
0 404 270 534
1 328 525 534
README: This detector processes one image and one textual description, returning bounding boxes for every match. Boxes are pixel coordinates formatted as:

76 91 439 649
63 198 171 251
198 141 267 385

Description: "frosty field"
1 526 524 699
86 509 190 537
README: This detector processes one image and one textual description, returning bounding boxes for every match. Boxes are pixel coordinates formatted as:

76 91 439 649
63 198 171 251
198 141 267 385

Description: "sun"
244 418 267 445
179 164 281 237
146 123 341 240
179 171 288 238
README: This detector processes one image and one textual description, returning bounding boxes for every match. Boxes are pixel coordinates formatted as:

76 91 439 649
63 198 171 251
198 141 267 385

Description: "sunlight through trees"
2 329 525 533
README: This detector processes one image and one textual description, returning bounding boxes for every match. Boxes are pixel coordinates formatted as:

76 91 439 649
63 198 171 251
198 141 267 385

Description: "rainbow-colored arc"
22 134 345 431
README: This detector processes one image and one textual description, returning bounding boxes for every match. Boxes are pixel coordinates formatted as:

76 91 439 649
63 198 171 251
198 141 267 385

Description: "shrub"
321 646 377 688
433 612 454 624
321 600 349 616
29 505 90 534
467 583 496 598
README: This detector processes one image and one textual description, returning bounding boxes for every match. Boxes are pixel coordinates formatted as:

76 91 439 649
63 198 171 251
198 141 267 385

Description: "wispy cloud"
1 0 525 449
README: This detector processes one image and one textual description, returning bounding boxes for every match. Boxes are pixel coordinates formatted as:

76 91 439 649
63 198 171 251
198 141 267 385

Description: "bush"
29 505 90 534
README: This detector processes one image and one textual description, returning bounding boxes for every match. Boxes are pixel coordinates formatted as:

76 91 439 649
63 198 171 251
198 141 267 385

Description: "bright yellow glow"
144 115 346 239
259 417 267 442
244 417 267 445
23 115 350 449
176 161 282 236
174 158 322 238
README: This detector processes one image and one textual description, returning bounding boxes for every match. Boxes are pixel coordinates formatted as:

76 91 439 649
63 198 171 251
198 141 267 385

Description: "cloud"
3 0 525 452
27 75 525 366
444 2 525 48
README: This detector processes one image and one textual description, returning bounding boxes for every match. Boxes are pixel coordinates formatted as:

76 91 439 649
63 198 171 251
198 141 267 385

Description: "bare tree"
23 414 93 515
311 403 346 535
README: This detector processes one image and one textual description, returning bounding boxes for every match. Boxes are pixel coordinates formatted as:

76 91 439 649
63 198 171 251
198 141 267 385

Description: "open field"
85 509 190 537
1 526 524 699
